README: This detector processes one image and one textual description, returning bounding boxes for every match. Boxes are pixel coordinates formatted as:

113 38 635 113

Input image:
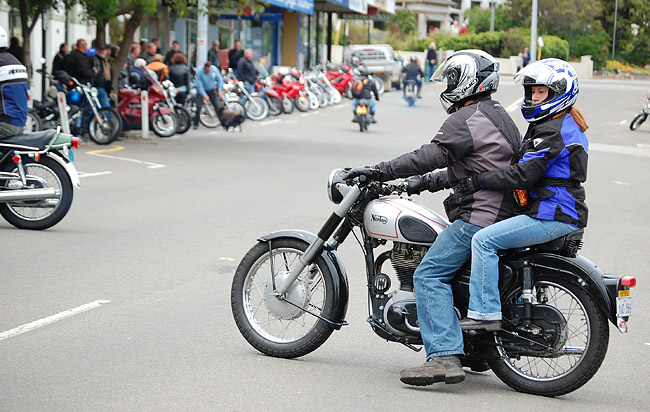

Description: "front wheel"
0 155 73 230
373 76 385 95
174 105 192 134
487 277 609 397
151 111 178 137
282 97 295 114
294 95 310 112
89 107 122 145
267 96 282 116
630 113 647 131
231 238 336 358
244 96 269 121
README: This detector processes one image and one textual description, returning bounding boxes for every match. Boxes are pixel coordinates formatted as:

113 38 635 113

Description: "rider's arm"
196 70 207 96
214 66 224 92
422 169 453 192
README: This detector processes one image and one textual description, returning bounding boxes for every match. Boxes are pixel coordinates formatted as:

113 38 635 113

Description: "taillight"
71 136 82 149
621 276 636 288
12 155 21 163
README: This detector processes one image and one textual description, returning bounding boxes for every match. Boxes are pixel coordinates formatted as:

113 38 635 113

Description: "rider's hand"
341 166 383 182
456 172 482 195
203 94 210 102
404 175 423 196
218 91 225 98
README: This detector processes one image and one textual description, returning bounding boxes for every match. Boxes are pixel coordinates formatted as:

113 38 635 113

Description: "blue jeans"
81 87 110 131
244 81 255 95
468 215 578 320
352 98 377 114
414 219 482 359
427 64 437 81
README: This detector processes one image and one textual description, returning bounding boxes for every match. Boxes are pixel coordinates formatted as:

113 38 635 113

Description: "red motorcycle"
255 77 284 116
326 64 355 98
118 79 178 137
270 72 310 112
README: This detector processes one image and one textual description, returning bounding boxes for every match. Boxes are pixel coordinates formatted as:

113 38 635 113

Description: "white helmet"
0 26 8 49
431 49 500 114
134 58 147 69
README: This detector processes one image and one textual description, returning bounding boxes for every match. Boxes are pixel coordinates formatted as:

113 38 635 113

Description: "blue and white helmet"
514 58 578 123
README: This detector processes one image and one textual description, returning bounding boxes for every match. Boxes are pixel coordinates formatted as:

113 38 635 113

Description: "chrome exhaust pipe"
0 188 57 202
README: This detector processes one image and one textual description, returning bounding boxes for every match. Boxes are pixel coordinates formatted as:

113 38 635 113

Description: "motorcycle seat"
528 228 585 256
0 129 58 149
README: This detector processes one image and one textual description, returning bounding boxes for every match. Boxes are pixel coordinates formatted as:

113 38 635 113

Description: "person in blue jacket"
193 61 224 129
455 58 590 330
0 26 28 138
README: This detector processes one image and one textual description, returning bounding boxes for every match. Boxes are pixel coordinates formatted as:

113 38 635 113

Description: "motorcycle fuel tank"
364 197 448 246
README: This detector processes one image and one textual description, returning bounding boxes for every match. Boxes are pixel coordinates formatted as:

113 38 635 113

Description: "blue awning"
218 8 284 22
266 0 314 14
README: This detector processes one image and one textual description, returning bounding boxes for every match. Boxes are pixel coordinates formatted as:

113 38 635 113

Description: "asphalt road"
2 77 650 411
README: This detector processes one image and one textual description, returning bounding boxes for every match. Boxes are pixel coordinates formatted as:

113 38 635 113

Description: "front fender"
258 229 349 329
526 253 615 323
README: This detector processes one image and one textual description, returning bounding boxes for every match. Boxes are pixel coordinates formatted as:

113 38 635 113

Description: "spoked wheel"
151 111 178 137
373 76 385 95
487 277 609 397
25 109 43 132
295 95 310 112
268 97 282 116
630 113 647 131
89 107 122 145
174 105 192 134
231 238 336 358
0 155 73 230
244 96 269 121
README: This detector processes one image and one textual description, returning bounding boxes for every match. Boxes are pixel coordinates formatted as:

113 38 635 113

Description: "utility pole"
196 0 208 68
530 0 538 64
612 0 619 61
489 0 495 32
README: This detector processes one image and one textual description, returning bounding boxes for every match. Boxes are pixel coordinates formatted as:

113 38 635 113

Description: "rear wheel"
89 107 122 145
174 105 192 134
25 109 43 133
373 76 385 95
282 97 295 114
231 238 336 358
487 277 609 397
630 113 647 131
151 111 178 137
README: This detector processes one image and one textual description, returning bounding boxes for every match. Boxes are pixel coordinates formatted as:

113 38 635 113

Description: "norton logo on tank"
371 214 388 224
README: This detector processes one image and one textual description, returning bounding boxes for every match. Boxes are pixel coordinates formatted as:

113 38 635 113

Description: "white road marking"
260 119 282 126
613 180 630 186
590 143 650 158
505 97 524 113
78 171 113 178
301 112 318 117
645 343 650 346
0 300 110 342
637 144 650 149
334 104 347 110
219 257 236 261
87 152 166 169
619 120 627 125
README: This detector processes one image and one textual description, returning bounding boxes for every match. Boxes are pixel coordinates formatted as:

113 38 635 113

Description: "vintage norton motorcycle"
231 170 636 397
0 129 81 229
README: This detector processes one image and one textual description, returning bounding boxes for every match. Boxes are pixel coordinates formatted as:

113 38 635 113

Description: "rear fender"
525 253 616 324
258 229 349 329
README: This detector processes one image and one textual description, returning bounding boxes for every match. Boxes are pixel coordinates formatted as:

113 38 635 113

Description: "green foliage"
500 28 530 57
540 35 569 60
568 29 610 69
600 0 650 66
436 32 503 57
464 5 517 33
388 10 416 36
507 0 602 38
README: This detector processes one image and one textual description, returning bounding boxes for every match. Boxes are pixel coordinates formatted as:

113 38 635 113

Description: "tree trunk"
95 18 109 46
110 5 144 94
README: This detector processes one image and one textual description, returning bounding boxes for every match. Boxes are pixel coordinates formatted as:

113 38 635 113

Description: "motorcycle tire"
486 276 609 397
331 88 342 104
295 95 310 112
373 77 386 95
629 113 647 131
174 105 192 134
316 91 327 108
0 155 73 230
89 107 122 145
25 109 43 133
282 97 295 114
151 111 178 137
245 96 269 121
308 92 319 110
231 238 337 359
268 97 283 116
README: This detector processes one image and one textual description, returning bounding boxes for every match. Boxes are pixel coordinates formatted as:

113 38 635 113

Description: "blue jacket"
195 65 223 96
478 112 589 228
0 51 28 127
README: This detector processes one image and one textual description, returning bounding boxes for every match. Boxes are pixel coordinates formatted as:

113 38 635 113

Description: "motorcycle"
354 102 370 132
0 128 81 229
629 90 650 131
160 79 192 135
224 75 269 121
118 81 178 138
231 170 636 397
403 79 418 107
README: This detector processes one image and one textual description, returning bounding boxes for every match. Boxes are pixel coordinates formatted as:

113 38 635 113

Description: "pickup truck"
346 44 404 91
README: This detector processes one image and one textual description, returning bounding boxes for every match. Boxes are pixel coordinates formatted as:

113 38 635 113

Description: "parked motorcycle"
0 129 81 229
118 81 178 138
630 90 650 131
223 75 269 121
161 80 192 134
231 170 636 397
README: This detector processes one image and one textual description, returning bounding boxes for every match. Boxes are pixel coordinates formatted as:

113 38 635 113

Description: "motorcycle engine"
391 242 428 292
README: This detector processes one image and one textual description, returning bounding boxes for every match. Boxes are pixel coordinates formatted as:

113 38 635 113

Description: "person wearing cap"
0 26 28 137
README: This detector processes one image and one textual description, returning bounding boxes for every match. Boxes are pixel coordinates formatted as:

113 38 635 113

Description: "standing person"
254 57 269 78
236 49 256 94
342 50 521 386
426 42 437 82
164 40 181 65
0 26 28 137
140 42 157 64
92 43 112 108
454 59 588 330
518 47 531 72
126 43 141 74
228 40 243 72
450 20 460 36
7 36 23 63
208 40 221 70
64 38 96 84
52 42 68 75
193 61 224 129
151 38 162 54
146 54 169 81
168 53 190 105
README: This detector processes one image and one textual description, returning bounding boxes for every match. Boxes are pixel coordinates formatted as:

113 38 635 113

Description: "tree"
507 0 602 38
463 5 517 33
600 0 650 65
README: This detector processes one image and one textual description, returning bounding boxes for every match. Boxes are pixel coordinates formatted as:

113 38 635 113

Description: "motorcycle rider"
342 50 521 386
454 58 589 330
351 66 380 123
0 25 28 138
403 55 424 98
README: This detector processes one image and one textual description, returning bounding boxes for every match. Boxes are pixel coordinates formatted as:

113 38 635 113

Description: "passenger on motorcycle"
455 58 589 330
0 25 28 138
343 50 521 386
193 61 224 129
403 56 424 98
351 67 380 123
129 58 159 90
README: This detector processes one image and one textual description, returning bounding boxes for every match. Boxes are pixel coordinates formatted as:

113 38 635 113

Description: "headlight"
328 168 347 204
90 87 98 97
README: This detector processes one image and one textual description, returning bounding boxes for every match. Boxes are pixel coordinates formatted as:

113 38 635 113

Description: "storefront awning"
218 8 285 21
314 0 367 15
266 0 314 14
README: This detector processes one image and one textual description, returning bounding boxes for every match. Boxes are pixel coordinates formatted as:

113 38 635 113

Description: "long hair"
553 106 589 132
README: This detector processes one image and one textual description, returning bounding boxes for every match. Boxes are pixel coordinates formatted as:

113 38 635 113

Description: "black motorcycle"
231 170 636 397
630 90 650 131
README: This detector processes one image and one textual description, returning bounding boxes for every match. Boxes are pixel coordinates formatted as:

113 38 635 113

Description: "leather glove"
455 172 482 195
341 166 383 182
404 175 423 196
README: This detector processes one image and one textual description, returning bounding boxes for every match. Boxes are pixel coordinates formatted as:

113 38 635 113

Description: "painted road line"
0 300 110 342
620 120 627 125
301 112 318 117
590 143 650 158
260 119 282 126
87 145 124 154
613 181 630 186
87 152 166 169
505 97 524 113
78 171 113 178
219 257 236 261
